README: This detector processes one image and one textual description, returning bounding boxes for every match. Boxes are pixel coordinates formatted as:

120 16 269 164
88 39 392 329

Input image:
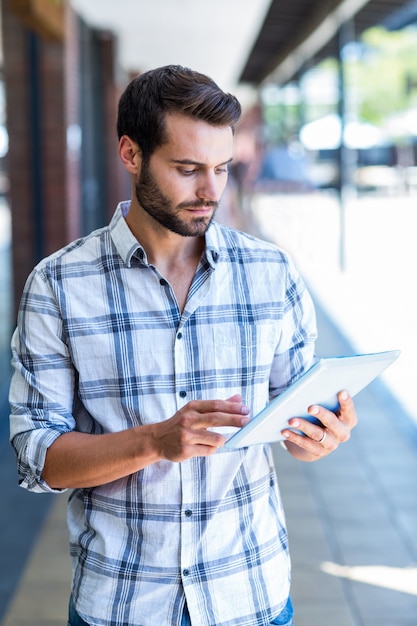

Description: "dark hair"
116 65 241 162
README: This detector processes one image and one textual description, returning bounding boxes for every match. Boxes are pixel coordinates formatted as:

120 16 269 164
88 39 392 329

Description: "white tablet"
224 349 400 449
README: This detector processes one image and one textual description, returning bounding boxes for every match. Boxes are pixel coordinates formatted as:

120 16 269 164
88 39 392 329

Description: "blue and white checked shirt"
10 201 317 626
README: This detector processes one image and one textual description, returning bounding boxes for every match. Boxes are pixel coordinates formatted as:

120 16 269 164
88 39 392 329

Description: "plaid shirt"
10 202 316 626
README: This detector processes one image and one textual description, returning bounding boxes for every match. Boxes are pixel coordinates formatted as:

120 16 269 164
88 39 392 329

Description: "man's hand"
150 394 250 462
280 390 358 462
42 395 250 490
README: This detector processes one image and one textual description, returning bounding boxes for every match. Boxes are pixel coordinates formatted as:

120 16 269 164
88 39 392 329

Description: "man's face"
135 113 234 237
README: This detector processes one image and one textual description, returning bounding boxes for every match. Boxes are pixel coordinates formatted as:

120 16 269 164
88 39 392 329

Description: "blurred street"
250 189 417 428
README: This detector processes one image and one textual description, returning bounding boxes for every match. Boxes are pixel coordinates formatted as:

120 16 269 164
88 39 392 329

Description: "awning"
239 0 413 85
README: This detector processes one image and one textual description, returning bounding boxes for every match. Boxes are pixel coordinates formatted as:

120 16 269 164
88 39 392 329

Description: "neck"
125 199 205 269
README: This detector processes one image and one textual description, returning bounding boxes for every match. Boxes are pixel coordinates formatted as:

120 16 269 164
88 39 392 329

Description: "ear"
119 135 141 174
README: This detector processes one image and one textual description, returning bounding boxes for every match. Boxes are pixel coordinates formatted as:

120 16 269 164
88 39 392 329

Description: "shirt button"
179 390 187 398
177 332 183 340
182 569 190 577
159 278 168 286
184 509 192 517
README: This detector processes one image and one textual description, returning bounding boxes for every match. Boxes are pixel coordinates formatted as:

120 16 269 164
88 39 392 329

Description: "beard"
135 162 218 237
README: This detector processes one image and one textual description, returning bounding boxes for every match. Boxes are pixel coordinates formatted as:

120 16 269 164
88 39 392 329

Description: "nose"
196 171 223 202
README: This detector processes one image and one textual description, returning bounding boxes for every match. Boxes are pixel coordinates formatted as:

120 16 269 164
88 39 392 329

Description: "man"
9 65 357 626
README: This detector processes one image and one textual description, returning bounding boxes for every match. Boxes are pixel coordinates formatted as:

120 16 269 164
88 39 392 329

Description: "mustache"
177 200 218 209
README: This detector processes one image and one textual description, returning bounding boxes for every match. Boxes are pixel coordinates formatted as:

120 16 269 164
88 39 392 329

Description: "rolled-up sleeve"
9 267 75 493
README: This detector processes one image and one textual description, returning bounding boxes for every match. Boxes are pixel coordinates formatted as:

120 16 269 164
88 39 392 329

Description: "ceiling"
70 0 415 101
69 0 271 102
240 0 415 85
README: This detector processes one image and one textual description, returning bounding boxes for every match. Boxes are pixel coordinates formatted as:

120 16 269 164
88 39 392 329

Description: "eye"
215 167 229 175
178 168 198 176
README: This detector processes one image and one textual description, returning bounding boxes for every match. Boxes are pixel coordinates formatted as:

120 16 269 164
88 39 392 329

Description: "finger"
306 399 354 433
285 416 330 444
337 390 358 428
281 426 335 455
167 436 225 462
178 405 250 432
202 411 250 429
186 428 227 449
303 398 353 443
189 398 250 418
226 394 243 403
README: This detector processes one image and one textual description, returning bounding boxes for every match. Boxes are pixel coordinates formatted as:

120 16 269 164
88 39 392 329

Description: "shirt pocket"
74 328 174 425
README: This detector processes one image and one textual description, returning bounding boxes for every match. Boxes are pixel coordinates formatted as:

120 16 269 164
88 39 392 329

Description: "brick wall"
2 2 127 315
3 8 38 313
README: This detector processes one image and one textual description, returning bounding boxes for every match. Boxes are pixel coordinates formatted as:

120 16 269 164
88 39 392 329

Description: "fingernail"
241 405 250 415
310 405 320 415
340 391 349 401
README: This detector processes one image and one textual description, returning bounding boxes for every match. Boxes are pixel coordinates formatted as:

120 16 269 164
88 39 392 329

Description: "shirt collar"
109 201 147 267
204 222 221 267
110 201 221 269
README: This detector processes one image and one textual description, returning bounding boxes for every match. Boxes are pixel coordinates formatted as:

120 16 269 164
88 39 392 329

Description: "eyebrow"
170 157 234 167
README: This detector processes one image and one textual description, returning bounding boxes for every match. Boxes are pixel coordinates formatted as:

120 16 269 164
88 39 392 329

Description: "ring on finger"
318 429 327 444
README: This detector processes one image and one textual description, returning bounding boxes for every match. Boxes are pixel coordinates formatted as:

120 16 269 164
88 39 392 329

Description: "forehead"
160 113 234 162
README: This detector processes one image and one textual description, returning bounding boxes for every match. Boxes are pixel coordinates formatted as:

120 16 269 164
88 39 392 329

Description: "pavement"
1 189 417 625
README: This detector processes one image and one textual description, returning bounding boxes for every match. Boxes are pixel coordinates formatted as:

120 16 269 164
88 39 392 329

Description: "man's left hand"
280 390 358 461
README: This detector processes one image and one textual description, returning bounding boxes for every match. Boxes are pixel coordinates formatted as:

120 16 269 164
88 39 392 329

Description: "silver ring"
318 429 327 444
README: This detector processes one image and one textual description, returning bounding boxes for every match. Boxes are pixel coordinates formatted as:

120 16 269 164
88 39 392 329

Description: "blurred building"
2 0 129 313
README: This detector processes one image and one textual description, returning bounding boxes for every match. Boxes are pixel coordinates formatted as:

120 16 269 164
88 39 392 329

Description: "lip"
185 206 214 216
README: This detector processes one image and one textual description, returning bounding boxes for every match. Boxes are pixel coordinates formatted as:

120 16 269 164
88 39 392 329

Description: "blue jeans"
68 595 293 625
68 597 88 626
270 596 294 625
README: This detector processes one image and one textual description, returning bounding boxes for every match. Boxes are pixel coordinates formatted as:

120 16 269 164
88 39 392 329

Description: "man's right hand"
149 394 250 462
